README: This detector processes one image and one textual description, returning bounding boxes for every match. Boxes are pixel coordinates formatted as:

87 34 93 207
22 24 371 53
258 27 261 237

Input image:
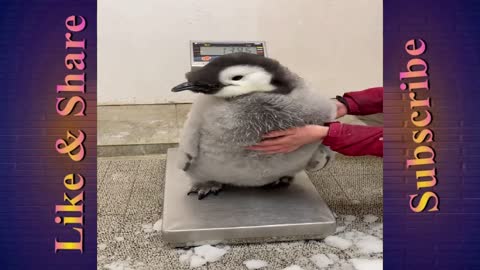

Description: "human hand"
335 99 348 118
247 125 330 154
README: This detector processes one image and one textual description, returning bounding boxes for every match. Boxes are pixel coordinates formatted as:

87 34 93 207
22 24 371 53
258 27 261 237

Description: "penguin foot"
306 146 335 172
187 181 223 200
264 176 294 188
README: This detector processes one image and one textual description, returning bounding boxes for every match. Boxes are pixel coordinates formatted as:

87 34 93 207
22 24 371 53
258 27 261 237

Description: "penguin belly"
187 142 319 187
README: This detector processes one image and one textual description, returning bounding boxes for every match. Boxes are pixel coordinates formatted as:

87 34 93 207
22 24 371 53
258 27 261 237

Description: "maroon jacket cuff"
323 122 383 157
323 122 342 145
343 87 383 115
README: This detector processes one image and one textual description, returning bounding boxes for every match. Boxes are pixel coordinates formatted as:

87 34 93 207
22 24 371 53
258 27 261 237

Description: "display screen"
200 46 258 55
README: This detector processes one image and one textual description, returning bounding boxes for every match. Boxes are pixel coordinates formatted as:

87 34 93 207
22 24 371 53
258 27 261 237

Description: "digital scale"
161 41 336 247
190 41 267 70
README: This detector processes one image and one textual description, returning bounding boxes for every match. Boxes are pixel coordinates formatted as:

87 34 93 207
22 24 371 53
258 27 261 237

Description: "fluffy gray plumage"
174 53 336 193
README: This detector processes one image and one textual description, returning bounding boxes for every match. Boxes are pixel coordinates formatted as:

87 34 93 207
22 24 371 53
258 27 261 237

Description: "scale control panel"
190 41 267 70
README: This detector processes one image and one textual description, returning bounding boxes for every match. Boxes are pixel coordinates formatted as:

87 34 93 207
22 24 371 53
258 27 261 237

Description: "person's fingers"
248 144 288 151
253 136 295 147
263 146 296 155
263 128 297 138
280 146 299 154
256 143 293 152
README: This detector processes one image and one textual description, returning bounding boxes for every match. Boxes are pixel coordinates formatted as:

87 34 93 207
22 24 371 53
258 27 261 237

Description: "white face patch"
215 65 276 97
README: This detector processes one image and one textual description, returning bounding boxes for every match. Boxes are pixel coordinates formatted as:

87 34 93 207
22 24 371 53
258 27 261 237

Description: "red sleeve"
323 122 383 157
343 87 383 115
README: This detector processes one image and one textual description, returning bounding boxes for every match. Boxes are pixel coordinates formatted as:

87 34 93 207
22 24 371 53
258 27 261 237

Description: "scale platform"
162 148 336 247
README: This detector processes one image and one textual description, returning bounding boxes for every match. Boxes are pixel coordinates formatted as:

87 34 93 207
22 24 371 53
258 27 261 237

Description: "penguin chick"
172 53 336 199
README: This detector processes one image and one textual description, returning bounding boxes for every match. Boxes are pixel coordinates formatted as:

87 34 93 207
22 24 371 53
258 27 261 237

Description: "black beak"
171 82 220 93
172 82 198 92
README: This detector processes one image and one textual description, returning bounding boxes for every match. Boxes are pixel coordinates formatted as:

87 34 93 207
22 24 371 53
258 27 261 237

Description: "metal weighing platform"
162 148 336 247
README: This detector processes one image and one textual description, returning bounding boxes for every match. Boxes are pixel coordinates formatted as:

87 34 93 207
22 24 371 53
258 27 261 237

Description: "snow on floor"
350 258 383 270
344 215 357 223
98 213 382 269
355 234 383 254
324 236 353 250
114 236 125 242
152 219 162 232
282 265 305 270
103 260 133 270
363 214 379 223
310 254 334 268
178 250 193 265
141 223 153 233
178 244 230 268
174 214 382 269
189 255 207 268
341 230 382 254
194 245 228 262
335 226 346 233
103 258 145 270
243 259 269 269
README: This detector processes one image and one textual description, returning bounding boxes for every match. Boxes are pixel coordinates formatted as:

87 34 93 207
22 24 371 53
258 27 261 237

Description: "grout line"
97 160 112 194
119 162 142 233
330 171 355 201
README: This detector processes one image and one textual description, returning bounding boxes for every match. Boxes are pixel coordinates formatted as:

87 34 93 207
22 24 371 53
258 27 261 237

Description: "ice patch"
367 223 383 238
178 245 229 268
114 236 124 242
341 230 383 254
103 259 144 270
310 254 334 268
355 235 383 254
103 260 133 270
363 214 378 223
179 250 193 265
344 215 356 223
335 226 346 233
338 262 355 270
190 255 207 268
153 219 162 232
243 259 269 269
283 265 305 270
324 236 353 250
327 253 339 262
194 245 227 262
350 258 383 270
142 223 153 233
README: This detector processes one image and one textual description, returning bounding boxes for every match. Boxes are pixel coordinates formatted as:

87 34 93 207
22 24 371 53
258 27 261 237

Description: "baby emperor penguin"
172 52 336 199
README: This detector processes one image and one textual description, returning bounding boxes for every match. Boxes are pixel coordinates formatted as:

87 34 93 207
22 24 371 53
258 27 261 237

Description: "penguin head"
172 53 296 98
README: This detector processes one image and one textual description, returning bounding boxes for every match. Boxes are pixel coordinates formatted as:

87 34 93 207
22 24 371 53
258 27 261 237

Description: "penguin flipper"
177 99 207 171
306 145 335 172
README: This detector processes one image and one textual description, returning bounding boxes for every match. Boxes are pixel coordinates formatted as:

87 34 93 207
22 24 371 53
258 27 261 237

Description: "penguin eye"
232 75 244 81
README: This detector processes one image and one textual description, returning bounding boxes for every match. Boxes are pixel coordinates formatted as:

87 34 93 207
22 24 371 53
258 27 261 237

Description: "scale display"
200 46 258 55
191 41 267 70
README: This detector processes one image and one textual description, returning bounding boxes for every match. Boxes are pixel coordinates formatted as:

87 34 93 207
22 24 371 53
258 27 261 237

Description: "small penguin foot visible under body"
263 176 294 188
187 181 223 200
